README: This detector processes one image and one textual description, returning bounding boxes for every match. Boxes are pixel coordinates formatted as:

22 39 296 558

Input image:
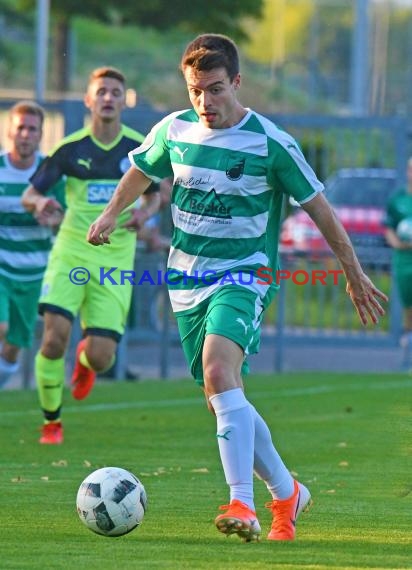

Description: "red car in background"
280 168 399 261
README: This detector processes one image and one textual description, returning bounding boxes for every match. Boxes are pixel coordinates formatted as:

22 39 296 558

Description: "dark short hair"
180 34 240 81
9 100 45 126
88 66 126 86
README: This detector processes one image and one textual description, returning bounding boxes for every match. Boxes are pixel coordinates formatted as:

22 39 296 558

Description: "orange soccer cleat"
215 499 261 542
266 480 312 541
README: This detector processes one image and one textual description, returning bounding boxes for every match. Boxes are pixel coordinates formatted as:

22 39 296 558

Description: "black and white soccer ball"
76 467 147 537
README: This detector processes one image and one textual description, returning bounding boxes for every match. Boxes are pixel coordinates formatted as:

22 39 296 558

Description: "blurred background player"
22 67 160 444
136 178 171 253
0 101 64 388
384 156 412 370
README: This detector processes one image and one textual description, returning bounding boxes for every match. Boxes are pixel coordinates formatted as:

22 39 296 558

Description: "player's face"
183 67 243 129
85 77 126 122
8 113 42 160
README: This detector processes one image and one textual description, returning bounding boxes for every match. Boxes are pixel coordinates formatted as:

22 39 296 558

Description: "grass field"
1 372 410 570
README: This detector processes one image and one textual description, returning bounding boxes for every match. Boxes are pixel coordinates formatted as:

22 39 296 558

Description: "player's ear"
233 74 241 90
125 89 137 109
84 92 92 110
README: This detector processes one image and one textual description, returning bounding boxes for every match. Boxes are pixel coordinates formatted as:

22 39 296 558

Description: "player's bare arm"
302 192 388 326
21 185 64 227
87 166 152 245
384 227 412 250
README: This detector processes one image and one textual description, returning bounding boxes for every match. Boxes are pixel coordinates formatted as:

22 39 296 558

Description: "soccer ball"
76 467 147 537
396 217 412 243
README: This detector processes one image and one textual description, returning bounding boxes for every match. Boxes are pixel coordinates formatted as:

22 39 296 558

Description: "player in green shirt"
87 35 387 542
0 101 64 388
384 156 412 370
22 67 159 445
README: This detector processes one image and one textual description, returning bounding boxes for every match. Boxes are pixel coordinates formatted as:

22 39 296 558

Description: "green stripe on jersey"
0 237 51 253
0 211 39 227
0 262 46 278
172 227 266 260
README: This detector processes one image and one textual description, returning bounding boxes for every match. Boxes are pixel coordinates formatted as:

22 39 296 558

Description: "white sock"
251 405 294 500
209 388 255 511
0 355 19 388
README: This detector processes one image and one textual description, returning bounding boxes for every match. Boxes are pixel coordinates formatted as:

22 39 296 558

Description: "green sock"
35 352 65 415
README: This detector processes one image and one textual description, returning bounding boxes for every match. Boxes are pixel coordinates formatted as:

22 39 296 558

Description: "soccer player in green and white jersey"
384 156 412 369
88 35 388 542
22 67 160 445
0 101 64 388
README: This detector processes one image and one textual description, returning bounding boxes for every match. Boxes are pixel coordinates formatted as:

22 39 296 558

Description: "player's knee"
85 346 114 373
203 360 228 392
41 333 67 359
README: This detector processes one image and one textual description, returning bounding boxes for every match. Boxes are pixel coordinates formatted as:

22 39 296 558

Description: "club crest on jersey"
181 188 232 219
119 157 131 173
226 156 245 181
87 182 117 204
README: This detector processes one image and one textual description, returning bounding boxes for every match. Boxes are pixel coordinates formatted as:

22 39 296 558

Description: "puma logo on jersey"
77 158 92 170
216 430 231 441
173 146 189 162
236 318 249 335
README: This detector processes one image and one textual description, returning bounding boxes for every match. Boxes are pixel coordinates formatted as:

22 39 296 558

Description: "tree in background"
0 0 31 84
244 0 352 112
17 0 264 93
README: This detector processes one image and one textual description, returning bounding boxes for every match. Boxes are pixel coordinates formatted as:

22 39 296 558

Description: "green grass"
0 372 410 569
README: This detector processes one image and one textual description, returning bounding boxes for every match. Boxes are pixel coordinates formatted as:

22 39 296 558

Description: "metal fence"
4 98 407 384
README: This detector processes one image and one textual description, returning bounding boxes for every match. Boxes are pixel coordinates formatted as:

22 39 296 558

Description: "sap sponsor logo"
87 183 117 204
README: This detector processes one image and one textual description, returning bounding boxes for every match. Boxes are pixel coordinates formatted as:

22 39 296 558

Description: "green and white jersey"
129 108 324 313
30 125 152 269
0 152 56 282
384 188 412 268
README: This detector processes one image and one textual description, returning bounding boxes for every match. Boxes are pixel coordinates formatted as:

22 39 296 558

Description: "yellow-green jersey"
30 124 153 269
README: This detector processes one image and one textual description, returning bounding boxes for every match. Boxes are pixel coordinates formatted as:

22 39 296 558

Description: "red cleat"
39 421 63 445
71 339 96 400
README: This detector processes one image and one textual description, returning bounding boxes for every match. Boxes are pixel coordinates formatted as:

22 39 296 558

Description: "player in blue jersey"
87 35 388 542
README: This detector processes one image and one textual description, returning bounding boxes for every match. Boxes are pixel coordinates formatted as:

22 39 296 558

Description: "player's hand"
87 214 117 246
346 273 388 326
121 208 148 232
34 197 64 227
